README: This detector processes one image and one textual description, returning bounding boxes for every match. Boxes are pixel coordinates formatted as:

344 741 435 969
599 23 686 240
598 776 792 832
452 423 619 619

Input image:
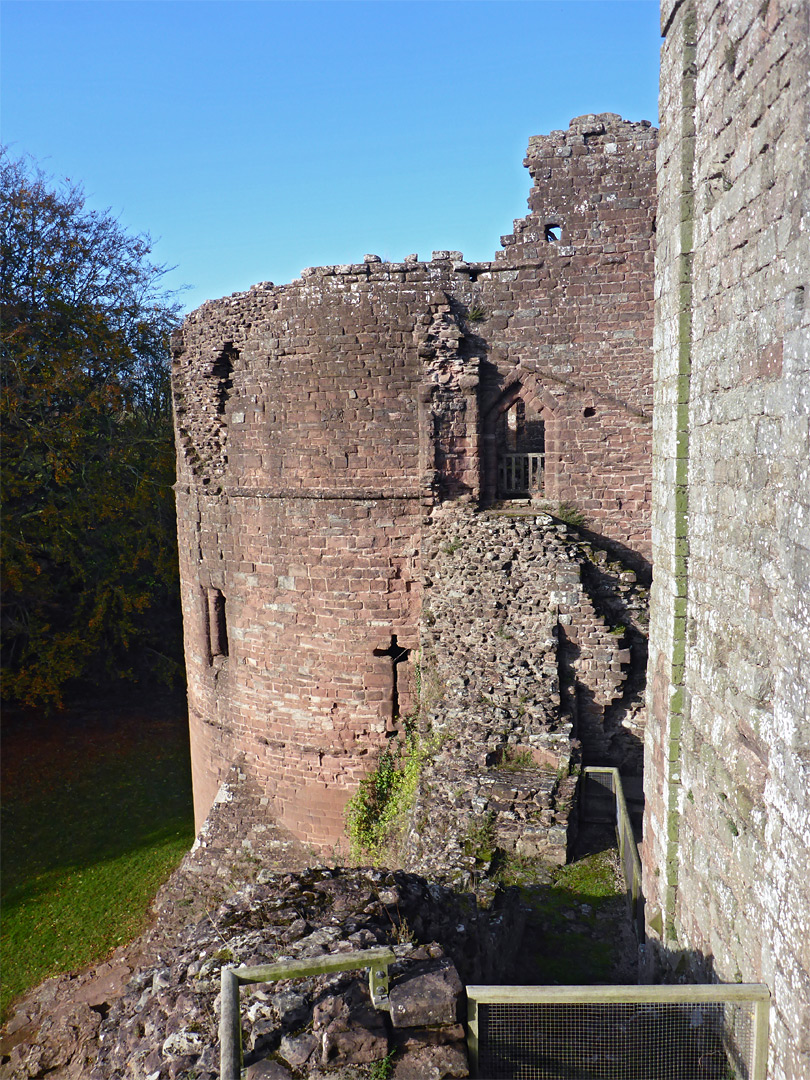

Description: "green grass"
553 850 621 897
495 848 627 984
1 702 194 1019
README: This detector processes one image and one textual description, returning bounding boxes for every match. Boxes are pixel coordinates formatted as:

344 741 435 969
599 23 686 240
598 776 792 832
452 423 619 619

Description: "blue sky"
2 1 660 312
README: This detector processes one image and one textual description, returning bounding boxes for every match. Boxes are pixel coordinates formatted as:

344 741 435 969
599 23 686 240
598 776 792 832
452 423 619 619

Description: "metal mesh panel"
476 999 757 1080
580 767 617 824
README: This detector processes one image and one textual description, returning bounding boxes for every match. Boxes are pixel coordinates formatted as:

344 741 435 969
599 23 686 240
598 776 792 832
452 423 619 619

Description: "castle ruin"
172 1 810 1073
172 113 657 848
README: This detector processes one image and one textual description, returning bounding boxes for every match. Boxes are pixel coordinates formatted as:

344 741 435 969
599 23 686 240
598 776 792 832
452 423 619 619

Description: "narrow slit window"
373 635 411 733
505 399 525 450
207 588 229 659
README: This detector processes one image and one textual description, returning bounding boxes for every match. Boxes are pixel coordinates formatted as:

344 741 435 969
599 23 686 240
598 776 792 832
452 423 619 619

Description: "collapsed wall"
645 2 810 1078
403 506 648 886
172 113 657 849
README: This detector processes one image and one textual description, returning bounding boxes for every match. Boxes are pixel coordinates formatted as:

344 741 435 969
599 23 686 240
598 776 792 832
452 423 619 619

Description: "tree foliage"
1 149 184 708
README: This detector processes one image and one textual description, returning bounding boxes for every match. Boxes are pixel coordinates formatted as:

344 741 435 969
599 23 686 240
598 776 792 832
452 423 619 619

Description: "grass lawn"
1 696 194 1020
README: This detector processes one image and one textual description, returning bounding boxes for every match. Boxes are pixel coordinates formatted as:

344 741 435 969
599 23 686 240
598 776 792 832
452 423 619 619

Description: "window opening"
505 399 525 451
498 404 544 497
207 588 229 659
373 635 411 732
545 224 562 243
583 406 596 418
212 343 237 415
524 418 546 454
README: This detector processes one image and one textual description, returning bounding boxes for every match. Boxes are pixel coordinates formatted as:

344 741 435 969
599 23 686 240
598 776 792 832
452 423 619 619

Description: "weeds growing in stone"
368 1049 397 1078
462 812 497 866
496 746 536 770
555 502 587 528
345 730 438 861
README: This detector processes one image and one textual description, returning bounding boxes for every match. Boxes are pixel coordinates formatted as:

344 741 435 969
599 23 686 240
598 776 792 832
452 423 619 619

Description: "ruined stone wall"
173 277 430 842
403 507 647 888
173 114 656 850
482 115 658 556
644 3 810 1078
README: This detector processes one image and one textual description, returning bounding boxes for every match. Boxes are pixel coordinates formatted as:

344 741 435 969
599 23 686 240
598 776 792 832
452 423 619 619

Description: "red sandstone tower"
172 114 657 846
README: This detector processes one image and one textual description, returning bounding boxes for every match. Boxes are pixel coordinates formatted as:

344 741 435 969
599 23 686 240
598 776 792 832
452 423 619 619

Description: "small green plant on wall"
345 729 435 861
555 502 587 528
368 1050 397 1079
497 746 535 771
462 811 496 865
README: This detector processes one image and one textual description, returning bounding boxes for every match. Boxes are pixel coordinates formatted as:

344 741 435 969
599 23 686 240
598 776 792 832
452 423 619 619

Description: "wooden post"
466 992 479 1078
751 990 771 1080
219 967 241 1080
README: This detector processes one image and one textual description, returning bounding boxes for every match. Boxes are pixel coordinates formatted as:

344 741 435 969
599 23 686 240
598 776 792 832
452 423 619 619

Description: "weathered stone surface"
245 1062 293 1080
1 1003 100 1080
389 959 463 1028
314 982 390 1065
278 1031 319 1067
2 858 495 1080
162 1029 206 1057
645 3 810 1080
391 1040 469 1080
404 507 648 886
172 114 656 850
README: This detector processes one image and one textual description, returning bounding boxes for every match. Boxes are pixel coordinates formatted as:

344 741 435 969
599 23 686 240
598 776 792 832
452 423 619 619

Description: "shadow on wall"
640 944 717 987
574 527 652 581
557 629 645 779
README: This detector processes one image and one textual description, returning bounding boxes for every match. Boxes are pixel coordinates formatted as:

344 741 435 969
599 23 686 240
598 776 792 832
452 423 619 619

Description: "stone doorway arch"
481 371 558 505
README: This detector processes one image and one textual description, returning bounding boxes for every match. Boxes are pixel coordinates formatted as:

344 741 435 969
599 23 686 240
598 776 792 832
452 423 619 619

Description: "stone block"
389 959 463 1028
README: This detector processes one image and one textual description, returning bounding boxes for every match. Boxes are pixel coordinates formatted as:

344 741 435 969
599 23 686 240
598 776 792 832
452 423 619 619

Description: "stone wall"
644 2 810 1078
172 113 657 849
3 769 525 1080
403 507 647 886
484 114 657 554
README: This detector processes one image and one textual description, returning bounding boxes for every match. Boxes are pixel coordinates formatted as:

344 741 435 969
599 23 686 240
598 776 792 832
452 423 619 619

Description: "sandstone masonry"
402 506 648 887
172 114 657 849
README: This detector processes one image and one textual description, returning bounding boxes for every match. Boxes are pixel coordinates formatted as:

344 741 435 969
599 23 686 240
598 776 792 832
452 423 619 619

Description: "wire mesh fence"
467 985 769 1080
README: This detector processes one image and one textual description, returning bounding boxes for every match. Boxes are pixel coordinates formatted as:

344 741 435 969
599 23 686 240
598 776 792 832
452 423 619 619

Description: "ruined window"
524 417 546 453
207 588 229 660
211 343 237 416
505 399 525 450
498 401 545 497
545 224 562 242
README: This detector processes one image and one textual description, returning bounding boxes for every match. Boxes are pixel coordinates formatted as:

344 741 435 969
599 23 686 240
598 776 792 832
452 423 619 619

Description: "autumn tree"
1 149 184 708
